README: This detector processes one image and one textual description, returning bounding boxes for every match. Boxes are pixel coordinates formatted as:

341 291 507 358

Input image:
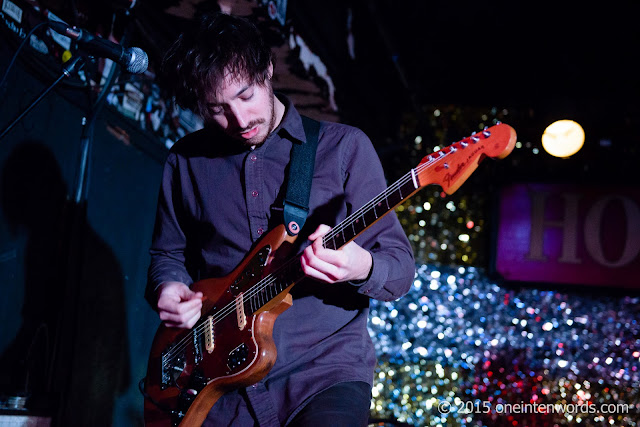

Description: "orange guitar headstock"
414 123 516 195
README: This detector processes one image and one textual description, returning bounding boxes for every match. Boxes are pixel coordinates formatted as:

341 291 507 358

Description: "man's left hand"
300 224 373 283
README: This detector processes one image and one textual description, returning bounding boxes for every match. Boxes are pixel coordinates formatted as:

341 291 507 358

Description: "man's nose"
228 105 248 129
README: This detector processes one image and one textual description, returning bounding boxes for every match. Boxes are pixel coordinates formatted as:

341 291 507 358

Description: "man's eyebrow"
234 84 251 98
206 84 251 106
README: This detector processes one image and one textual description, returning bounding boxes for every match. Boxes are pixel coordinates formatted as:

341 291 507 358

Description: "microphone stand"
72 58 122 203
49 52 123 424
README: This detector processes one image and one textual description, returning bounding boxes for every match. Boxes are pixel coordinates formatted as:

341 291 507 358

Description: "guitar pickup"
236 292 247 330
204 315 215 354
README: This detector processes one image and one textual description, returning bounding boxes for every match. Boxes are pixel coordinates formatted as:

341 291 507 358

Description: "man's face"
205 68 277 147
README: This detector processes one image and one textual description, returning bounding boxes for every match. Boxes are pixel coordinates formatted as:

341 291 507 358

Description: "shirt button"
251 190 259 197
250 154 258 161
257 228 264 235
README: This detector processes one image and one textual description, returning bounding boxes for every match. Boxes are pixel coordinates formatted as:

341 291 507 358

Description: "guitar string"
161 136 483 365
161 147 451 365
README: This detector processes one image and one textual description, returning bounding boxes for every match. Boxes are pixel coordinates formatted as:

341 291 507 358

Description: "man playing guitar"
146 12 415 426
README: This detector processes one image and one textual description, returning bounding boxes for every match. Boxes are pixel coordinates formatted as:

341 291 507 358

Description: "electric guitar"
142 123 517 426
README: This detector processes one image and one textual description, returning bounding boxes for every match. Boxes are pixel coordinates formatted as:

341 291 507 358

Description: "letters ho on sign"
495 183 640 289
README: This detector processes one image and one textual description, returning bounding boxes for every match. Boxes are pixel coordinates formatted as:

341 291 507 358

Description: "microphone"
48 21 149 74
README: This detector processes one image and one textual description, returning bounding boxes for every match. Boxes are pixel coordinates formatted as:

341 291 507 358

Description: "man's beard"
240 88 276 148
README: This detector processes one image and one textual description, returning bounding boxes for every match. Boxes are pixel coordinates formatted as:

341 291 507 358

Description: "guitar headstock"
414 123 516 195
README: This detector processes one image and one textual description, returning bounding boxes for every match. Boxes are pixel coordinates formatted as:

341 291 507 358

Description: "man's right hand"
156 281 203 329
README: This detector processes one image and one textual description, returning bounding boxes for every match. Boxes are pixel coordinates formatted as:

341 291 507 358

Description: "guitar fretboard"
246 258 303 314
323 177 418 250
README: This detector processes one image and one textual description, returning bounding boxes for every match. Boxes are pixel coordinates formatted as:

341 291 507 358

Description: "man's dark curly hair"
162 13 274 117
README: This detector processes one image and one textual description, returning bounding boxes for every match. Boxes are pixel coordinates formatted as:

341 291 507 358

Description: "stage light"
541 120 585 158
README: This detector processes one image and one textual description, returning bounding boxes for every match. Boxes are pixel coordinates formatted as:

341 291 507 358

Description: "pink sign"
495 184 640 289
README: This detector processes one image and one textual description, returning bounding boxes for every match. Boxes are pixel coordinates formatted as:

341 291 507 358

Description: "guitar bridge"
193 329 202 364
161 344 186 389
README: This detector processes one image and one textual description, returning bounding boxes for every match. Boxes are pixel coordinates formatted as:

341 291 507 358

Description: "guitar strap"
283 115 321 236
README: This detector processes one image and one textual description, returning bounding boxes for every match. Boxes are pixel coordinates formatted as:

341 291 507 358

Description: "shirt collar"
271 93 307 144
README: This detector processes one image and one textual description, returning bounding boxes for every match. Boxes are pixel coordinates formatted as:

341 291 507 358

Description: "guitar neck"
250 148 462 311
323 171 419 250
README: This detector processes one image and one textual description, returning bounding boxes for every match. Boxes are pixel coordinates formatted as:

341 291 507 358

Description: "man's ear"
267 62 274 80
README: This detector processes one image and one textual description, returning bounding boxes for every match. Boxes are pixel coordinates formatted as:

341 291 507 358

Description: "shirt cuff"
349 253 388 296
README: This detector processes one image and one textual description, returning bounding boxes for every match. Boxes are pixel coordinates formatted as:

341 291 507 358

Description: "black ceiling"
40 0 640 114
283 1 639 170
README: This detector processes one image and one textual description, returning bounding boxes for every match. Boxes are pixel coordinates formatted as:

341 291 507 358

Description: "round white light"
541 120 585 158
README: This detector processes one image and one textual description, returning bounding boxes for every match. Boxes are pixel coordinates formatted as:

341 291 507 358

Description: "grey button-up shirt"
147 95 415 425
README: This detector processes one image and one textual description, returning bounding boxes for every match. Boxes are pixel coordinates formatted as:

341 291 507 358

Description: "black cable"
0 21 48 90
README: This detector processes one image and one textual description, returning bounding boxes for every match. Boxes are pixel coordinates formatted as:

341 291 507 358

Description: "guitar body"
143 225 296 427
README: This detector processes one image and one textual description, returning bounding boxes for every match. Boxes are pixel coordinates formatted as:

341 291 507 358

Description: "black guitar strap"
283 115 321 236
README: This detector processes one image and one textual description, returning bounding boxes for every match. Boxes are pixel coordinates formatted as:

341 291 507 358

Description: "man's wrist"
351 256 374 285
